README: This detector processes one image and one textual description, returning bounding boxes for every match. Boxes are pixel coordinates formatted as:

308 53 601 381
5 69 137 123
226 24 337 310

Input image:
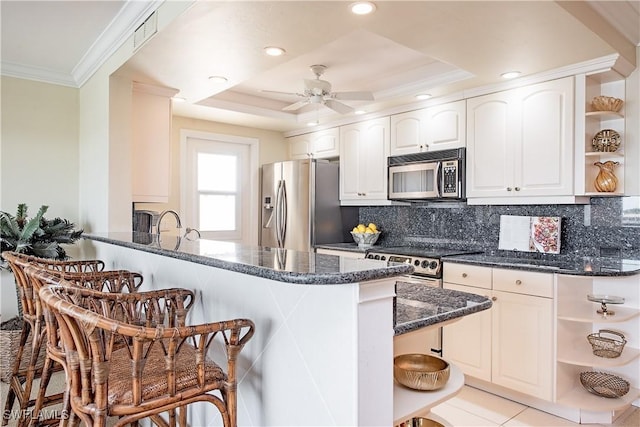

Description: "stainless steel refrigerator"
260 159 358 251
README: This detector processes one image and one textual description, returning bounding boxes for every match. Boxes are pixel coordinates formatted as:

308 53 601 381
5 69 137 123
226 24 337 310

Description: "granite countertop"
443 253 640 276
315 242 368 253
394 281 492 335
85 232 413 285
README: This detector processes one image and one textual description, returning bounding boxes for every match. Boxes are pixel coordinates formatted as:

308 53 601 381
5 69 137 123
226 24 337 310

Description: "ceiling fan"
264 64 374 114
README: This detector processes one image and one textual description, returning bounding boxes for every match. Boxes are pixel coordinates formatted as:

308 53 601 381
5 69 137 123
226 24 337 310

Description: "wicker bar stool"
30 267 255 427
1 252 142 427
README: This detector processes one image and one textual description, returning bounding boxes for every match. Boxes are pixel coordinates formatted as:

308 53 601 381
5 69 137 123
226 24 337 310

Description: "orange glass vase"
593 161 619 192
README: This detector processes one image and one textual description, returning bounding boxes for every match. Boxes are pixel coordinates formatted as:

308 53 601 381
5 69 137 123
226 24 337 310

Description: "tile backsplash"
359 196 640 259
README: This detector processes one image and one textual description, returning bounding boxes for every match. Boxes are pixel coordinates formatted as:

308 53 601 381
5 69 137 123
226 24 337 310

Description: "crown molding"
73 1 163 87
0 1 163 88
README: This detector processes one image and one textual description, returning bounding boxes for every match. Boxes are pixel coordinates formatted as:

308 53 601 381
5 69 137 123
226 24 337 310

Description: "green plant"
1 203 83 321
1 203 83 260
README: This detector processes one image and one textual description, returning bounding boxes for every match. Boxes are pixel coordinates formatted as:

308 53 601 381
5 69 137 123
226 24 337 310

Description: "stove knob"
374 255 380 260
429 261 439 270
414 260 420 267
381 256 386 261
366 254 373 259
421 260 429 269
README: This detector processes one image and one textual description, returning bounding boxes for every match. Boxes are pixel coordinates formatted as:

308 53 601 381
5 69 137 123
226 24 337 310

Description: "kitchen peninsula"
83 232 492 426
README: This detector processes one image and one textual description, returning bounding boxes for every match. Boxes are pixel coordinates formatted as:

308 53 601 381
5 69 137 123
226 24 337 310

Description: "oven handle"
396 276 442 288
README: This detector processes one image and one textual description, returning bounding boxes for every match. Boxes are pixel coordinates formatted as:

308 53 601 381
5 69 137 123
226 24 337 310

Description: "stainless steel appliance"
367 245 479 355
388 148 465 201
260 159 358 252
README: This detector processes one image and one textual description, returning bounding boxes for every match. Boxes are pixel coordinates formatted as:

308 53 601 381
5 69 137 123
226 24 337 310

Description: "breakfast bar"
83 232 492 426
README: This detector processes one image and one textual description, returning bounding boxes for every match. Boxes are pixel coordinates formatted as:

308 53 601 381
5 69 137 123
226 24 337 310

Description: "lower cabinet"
443 263 554 401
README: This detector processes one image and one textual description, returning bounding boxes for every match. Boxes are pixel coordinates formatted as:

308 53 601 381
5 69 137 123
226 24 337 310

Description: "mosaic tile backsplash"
359 196 640 259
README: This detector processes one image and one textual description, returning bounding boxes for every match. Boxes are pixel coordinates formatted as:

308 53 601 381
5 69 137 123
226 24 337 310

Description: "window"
181 131 258 243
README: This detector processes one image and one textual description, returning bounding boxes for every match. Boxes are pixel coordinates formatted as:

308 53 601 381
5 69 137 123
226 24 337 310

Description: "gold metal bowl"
393 354 450 391
396 417 445 427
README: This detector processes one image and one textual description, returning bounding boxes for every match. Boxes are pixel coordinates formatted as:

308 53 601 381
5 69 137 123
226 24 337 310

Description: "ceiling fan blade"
333 91 374 101
282 100 310 111
261 89 304 97
324 99 354 114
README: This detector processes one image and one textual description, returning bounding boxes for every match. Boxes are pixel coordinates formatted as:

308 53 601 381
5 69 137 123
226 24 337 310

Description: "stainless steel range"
367 246 481 355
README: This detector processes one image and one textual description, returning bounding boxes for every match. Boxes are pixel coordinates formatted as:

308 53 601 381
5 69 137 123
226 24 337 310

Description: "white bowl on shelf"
351 231 380 248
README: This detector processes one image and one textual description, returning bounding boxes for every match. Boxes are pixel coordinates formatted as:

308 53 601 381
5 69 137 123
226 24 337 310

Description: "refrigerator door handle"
275 180 282 247
279 181 288 247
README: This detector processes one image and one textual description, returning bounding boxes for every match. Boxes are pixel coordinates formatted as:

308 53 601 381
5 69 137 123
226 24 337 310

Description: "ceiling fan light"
501 71 521 79
264 46 286 56
350 2 376 15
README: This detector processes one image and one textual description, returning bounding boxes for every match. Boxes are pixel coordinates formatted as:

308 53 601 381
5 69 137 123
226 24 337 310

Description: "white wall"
624 46 640 196
0 76 81 319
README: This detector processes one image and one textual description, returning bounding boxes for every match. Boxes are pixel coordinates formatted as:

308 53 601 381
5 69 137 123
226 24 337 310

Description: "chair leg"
32 355 54 423
3 322 31 426
178 406 187 427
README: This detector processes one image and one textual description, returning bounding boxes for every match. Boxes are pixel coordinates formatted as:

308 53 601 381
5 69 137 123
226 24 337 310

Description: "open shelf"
585 111 624 120
558 305 640 323
584 152 624 158
557 340 640 367
556 385 639 412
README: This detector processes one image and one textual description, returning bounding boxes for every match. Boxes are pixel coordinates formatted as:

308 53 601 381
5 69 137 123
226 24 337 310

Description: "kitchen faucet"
156 209 182 236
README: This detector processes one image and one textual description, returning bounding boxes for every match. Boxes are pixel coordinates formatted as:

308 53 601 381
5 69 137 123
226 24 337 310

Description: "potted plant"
0 204 83 380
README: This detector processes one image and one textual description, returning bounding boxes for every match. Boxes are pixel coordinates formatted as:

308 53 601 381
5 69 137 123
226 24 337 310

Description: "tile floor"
2 378 639 426
428 385 639 427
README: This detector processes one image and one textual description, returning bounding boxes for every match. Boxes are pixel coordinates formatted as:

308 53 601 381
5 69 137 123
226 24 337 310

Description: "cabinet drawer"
492 268 553 298
443 263 492 289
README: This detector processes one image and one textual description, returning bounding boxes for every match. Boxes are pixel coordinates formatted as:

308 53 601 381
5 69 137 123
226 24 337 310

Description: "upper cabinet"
390 100 466 156
339 117 391 205
288 128 339 160
466 77 580 205
131 82 178 203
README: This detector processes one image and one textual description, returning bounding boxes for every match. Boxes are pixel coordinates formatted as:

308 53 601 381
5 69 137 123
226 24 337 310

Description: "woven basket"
0 318 46 383
580 371 629 398
587 330 626 358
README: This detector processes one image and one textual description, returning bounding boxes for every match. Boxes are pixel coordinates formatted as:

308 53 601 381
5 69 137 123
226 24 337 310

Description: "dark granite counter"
85 232 413 285
394 281 492 335
443 253 640 276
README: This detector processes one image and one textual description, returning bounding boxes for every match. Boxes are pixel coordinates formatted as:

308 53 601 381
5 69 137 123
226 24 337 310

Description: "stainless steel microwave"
388 148 465 201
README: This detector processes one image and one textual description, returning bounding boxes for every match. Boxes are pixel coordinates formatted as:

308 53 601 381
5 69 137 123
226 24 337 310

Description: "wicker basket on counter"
587 329 626 358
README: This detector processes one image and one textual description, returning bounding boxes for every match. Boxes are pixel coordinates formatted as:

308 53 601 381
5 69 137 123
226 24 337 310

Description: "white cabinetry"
288 127 340 160
339 117 391 205
390 100 466 156
466 77 579 205
576 71 627 196
555 274 639 423
443 263 554 401
131 82 178 203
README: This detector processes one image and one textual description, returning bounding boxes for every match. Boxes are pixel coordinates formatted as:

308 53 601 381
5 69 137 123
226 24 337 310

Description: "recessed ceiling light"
208 75 228 83
264 46 286 56
171 96 186 103
350 1 376 15
501 71 521 79
415 93 432 100
307 121 319 127
354 110 366 115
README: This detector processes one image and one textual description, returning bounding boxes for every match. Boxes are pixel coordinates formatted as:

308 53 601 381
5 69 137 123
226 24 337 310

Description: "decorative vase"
593 161 619 192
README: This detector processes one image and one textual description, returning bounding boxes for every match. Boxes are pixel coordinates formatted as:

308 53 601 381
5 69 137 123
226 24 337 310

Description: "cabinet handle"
515 279 522 285
515 187 521 191
492 296 498 301
462 273 468 278
506 187 513 191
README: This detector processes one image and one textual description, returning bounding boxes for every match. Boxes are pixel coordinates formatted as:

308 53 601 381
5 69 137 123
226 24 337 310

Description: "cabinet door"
132 83 177 203
289 134 311 159
390 110 426 156
491 290 553 400
425 100 466 151
517 77 574 196
339 117 390 202
311 128 340 159
442 282 492 382
359 117 390 199
466 92 518 198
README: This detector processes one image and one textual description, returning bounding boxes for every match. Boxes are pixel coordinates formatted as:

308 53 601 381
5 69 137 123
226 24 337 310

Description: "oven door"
394 275 443 356
388 162 440 200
